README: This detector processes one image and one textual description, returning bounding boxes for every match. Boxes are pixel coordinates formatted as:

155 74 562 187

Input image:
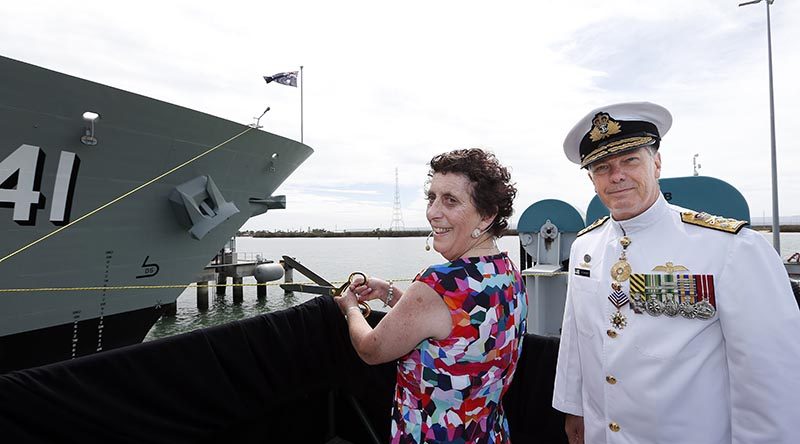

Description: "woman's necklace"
461 236 499 258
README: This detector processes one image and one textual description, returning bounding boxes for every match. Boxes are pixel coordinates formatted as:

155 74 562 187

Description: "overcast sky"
2 0 798 231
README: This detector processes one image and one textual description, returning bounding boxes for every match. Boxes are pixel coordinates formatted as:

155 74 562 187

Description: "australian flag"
263 71 298 87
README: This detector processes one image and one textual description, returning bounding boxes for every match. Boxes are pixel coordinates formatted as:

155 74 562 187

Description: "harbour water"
145 233 800 341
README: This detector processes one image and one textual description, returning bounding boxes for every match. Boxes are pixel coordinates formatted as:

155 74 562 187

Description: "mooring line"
0 277 415 293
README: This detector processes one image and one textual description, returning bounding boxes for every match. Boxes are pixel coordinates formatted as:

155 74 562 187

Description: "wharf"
161 239 285 315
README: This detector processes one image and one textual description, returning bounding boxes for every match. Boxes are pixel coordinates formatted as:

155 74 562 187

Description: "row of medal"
607 235 716 330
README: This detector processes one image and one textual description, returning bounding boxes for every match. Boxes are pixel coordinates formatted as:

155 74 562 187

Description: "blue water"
145 233 800 341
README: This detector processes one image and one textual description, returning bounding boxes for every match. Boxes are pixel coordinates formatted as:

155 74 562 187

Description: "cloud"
3 0 798 231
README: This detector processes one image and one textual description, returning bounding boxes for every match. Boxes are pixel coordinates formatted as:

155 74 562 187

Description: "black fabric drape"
0 296 565 443
503 334 567 443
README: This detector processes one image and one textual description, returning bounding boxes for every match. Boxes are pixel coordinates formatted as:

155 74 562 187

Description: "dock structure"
162 238 285 314
197 262 260 305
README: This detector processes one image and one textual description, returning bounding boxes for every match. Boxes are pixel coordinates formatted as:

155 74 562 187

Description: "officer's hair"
586 146 660 177
588 146 658 171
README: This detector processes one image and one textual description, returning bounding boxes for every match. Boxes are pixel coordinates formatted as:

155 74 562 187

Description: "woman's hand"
349 276 390 305
334 286 360 317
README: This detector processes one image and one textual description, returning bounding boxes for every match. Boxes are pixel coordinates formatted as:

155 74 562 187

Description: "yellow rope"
0 278 415 293
0 126 255 266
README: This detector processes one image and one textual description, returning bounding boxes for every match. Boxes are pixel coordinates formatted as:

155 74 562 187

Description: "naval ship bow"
0 55 312 372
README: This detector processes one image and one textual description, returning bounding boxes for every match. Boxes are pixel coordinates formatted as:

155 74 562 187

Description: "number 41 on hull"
0 144 79 226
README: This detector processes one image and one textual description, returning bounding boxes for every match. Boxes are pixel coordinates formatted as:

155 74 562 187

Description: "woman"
335 148 528 443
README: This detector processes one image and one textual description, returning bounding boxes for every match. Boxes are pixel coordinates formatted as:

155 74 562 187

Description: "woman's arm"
335 281 451 365
351 277 401 308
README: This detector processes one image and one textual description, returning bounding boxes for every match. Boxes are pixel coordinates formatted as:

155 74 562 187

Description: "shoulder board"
577 216 610 237
680 211 747 234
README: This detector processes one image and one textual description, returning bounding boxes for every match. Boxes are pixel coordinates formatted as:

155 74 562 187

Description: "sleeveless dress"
390 252 528 443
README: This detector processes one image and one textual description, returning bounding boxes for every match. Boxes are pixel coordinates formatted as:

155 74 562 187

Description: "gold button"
606 329 618 338
609 422 620 432
606 375 617 385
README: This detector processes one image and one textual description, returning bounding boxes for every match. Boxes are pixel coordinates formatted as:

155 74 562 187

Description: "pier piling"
282 260 294 296
233 277 243 303
257 283 267 299
197 281 209 311
216 274 226 296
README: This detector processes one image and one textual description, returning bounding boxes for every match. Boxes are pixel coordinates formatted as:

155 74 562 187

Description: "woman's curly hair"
428 148 517 237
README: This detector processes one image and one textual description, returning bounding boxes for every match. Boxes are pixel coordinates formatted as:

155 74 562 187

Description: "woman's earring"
425 231 433 251
471 228 481 239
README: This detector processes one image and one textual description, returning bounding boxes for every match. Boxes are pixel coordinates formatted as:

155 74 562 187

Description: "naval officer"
552 102 800 443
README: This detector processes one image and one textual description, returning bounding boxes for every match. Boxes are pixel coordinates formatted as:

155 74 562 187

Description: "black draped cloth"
0 296 566 443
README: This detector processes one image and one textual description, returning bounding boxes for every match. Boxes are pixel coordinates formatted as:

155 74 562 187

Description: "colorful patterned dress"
391 252 528 443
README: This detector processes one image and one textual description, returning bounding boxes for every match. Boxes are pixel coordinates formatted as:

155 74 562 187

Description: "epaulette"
680 211 747 234
577 216 610 237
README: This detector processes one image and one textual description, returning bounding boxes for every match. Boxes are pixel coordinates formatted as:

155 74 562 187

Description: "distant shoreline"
239 225 800 238
751 225 800 233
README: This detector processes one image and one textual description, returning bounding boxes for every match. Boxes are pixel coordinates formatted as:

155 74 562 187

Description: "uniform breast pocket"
568 277 601 338
633 318 722 362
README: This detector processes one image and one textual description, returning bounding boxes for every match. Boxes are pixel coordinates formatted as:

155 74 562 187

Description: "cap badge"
589 112 622 142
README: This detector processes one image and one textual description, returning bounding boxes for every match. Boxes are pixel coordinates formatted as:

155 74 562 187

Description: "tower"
389 167 405 230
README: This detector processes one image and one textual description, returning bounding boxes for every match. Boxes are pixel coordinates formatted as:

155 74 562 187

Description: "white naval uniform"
552 195 800 443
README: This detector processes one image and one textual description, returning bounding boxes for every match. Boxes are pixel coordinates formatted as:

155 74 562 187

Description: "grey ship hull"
0 56 312 372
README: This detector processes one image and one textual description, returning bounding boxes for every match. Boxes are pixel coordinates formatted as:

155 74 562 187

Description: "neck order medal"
608 236 632 329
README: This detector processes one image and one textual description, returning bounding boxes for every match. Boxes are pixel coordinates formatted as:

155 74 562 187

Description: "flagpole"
300 65 304 143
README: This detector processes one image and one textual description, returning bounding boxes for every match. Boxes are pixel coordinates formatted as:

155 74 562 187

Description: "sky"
2 0 798 231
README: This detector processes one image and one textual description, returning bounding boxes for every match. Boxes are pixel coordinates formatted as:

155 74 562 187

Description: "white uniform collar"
610 193 668 235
